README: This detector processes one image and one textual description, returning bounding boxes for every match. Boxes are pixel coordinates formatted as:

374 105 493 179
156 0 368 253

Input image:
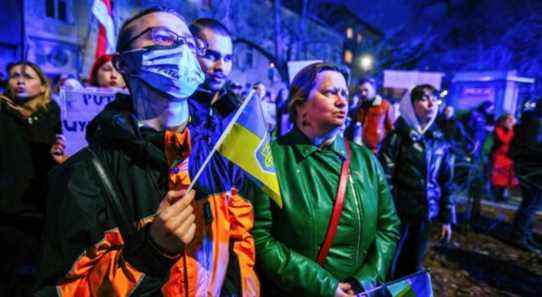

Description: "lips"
208 74 225 84
335 111 346 118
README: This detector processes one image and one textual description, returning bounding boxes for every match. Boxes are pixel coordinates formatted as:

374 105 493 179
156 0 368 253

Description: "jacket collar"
85 93 168 167
288 127 347 160
396 117 443 142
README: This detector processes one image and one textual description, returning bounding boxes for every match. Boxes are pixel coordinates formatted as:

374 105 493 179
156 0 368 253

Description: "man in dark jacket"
183 18 260 296
437 105 474 157
36 8 208 296
379 84 455 279
509 101 542 253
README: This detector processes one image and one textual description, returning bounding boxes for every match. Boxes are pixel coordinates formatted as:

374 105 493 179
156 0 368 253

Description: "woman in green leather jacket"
253 63 400 297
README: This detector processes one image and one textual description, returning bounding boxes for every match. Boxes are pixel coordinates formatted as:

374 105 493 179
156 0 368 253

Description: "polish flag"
92 0 116 58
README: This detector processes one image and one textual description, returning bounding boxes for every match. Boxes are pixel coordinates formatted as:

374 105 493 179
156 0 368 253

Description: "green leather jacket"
254 129 400 297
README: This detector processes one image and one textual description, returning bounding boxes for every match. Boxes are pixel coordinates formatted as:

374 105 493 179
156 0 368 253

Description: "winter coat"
510 111 542 187
379 117 455 224
491 125 518 188
179 89 259 296
254 128 400 297
353 96 394 152
436 115 474 156
0 99 61 214
36 93 259 296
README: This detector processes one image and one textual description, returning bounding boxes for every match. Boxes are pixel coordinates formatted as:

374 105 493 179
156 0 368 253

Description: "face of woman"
8 65 46 101
296 70 349 135
97 61 125 88
503 116 515 129
414 88 439 123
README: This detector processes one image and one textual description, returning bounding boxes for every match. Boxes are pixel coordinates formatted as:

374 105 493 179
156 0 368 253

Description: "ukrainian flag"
386 270 433 297
217 92 282 207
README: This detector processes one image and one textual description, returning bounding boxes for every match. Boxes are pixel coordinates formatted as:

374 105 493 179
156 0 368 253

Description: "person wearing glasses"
35 8 223 296
378 84 455 279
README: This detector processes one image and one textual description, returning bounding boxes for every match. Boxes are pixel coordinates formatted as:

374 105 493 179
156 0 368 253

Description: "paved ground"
428 200 542 297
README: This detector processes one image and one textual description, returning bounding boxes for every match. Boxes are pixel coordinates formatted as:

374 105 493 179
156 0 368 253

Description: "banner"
58 87 122 155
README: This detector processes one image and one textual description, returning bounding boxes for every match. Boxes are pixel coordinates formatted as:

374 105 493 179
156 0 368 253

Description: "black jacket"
510 110 542 186
0 99 61 215
436 114 474 157
36 94 184 296
378 118 455 224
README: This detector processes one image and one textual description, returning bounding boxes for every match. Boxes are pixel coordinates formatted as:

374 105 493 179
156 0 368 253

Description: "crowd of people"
0 6 541 297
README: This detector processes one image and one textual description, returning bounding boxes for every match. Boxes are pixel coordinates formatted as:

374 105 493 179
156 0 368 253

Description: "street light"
358 54 373 71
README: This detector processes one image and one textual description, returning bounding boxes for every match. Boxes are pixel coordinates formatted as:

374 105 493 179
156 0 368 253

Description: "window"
45 0 72 23
356 33 363 43
46 0 55 17
344 50 353 64
346 27 353 39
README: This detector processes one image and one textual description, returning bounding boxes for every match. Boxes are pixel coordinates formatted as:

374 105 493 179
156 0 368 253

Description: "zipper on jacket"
349 175 363 262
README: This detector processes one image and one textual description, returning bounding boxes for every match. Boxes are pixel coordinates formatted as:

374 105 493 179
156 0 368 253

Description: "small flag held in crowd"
186 90 282 207
357 270 433 297
217 91 282 207
386 270 433 297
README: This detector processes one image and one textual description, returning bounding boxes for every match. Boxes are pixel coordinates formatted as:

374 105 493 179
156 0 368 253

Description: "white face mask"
117 44 204 120
119 44 204 100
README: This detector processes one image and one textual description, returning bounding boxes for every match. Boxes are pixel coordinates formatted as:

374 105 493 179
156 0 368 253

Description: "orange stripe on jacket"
57 230 144 297
162 129 259 296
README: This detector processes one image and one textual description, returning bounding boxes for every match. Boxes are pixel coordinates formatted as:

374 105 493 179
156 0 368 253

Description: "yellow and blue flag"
385 270 433 297
217 92 282 207
357 270 433 297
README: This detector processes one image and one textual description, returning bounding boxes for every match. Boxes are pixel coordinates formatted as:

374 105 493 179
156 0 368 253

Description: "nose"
213 59 225 72
336 94 348 108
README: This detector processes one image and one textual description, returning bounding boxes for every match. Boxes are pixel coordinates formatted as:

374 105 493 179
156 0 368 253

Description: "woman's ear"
296 103 310 127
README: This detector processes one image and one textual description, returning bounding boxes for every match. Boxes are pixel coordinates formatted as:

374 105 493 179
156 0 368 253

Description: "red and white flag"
92 0 116 58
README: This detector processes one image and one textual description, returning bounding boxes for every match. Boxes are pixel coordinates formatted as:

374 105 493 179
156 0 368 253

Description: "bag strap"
317 138 352 266
87 147 136 239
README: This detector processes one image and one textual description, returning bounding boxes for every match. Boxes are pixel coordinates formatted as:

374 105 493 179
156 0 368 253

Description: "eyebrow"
205 48 232 57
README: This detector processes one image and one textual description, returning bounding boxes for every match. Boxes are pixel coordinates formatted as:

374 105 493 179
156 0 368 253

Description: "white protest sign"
383 70 445 89
287 60 322 83
58 87 123 156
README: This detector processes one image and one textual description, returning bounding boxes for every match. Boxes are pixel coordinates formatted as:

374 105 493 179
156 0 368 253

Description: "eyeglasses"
126 27 207 56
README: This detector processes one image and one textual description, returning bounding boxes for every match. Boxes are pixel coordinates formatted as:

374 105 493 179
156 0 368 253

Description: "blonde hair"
6 61 52 114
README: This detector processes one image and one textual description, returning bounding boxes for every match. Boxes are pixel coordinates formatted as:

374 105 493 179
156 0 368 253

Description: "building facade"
2 0 355 93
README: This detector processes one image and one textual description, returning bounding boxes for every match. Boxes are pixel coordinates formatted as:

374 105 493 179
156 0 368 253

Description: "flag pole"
185 88 257 193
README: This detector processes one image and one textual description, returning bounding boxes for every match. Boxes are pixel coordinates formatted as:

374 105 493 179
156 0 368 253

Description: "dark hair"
287 62 350 122
477 101 493 113
410 84 437 103
189 18 231 39
116 7 185 52
497 112 514 126
357 77 375 86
